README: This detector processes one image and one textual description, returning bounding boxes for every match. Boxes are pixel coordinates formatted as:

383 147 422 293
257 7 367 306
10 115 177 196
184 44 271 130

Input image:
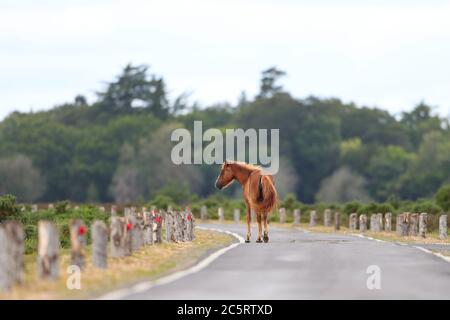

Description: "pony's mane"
224 161 261 172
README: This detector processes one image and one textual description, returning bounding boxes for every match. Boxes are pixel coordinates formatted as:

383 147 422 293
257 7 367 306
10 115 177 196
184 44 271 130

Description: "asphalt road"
122 223 450 299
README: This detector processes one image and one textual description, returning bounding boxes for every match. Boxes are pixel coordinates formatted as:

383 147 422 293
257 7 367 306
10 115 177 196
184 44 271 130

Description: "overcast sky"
1 0 449 120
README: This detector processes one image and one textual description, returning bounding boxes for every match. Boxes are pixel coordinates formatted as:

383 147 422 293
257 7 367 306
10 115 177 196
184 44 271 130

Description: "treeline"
0 64 449 204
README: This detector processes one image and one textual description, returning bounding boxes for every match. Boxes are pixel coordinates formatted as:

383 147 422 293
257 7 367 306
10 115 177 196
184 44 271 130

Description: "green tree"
97 64 170 119
315 167 372 203
366 146 415 201
256 66 287 99
401 102 444 149
0 154 46 202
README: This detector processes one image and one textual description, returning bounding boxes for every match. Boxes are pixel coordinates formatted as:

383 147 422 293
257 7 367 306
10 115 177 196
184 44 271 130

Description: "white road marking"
413 245 450 263
353 233 450 265
351 233 386 243
97 226 244 300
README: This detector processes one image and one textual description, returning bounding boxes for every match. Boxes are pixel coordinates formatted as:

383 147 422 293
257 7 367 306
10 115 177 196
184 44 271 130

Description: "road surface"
121 223 450 299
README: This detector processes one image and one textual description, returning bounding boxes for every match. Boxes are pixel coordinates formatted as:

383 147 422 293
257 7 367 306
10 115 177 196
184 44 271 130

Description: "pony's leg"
245 208 251 243
263 212 269 243
256 213 263 243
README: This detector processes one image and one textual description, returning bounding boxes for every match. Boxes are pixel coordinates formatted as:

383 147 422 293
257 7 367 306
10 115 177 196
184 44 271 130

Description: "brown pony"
215 161 278 243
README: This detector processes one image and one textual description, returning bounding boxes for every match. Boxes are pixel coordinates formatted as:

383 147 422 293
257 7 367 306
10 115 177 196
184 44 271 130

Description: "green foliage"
399 200 443 215
55 200 69 214
154 182 191 205
357 202 394 215
342 201 362 215
280 193 301 211
148 194 174 210
436 185 450 212
0 194 19 220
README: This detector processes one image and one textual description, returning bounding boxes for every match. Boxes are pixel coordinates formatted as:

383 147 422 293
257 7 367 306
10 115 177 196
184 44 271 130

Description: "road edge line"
96 226 244 300
413 245 450 263
352 233 450 265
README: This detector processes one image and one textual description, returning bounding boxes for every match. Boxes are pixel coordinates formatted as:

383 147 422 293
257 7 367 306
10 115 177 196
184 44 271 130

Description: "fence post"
349 213 357 231
384 213 392 232
165 211 173 242
359 214 367 232
419 213 427 238
69 219 86 269
293 209 301 225
178 212 184 242
409 213 419 236
91 220 108 269
439 215 447 240
396 213 408 236
200 205 208 221
171 212 178 242
334 211 341 231
309 210 317 227
143 211 154 245
187 211 195 241
370 214 376 232
155 212 163 244
127 215 141 251
324 209 332 227
110 217 125 257
111 205 117 216
38 221 59 280
377 213 383 231
279 208 286 224
176 212 183 241
0 222 24 292
137 215 145 247
218 207 224 222
123 217 133 256
183 212 190 242
233 209 240 223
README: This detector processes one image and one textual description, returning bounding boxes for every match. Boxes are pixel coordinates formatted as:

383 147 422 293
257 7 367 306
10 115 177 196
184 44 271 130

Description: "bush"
280 193 299 211
343 201 362 215
436 185 450 212
148 194 174 210
404 200 442 215
0 194 19 220
55 200 70 214
357 202 394 215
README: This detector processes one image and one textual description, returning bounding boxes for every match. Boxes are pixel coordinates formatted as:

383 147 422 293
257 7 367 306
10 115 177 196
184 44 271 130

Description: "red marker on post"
78 225 86 236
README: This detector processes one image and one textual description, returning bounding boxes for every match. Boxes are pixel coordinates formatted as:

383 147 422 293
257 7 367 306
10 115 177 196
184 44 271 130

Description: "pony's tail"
258 175 278 213
257 176 264 202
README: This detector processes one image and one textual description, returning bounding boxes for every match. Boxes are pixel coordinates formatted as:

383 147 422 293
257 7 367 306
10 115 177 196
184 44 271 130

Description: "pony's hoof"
263 235 269 243
245 239 251 243
256 238 263 243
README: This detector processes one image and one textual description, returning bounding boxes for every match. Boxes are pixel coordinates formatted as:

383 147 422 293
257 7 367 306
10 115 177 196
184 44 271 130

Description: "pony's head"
215 161 235 190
